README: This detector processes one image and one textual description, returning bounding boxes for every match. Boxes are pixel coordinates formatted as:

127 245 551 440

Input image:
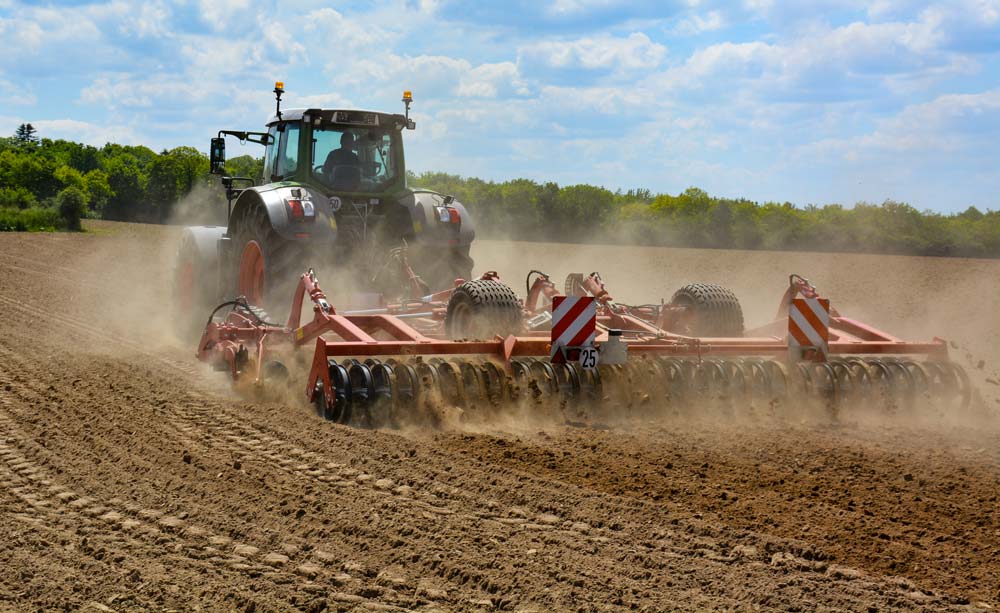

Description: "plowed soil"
1 221 999 612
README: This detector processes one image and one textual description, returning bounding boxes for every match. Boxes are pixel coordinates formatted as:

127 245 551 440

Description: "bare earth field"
0 220 999 612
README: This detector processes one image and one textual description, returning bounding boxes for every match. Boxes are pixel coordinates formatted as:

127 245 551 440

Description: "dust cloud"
57 219 1000 434
470 236 1000 431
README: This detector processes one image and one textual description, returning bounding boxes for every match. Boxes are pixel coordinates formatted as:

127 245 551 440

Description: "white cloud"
800 90 1000 161
198 0 250 28
0 8 97 56
538 84 655 114
296 92 355 109
743 0 774 13
0 3 136 74
806 19 941 67
0 78 36 106
923 0 1000 27
179 27 306 84
79 75 189 108
0 118 140 146
119 1 172 38
365 53 470 93
417 0 441 14
648 12 972 102
302 8 394 50
521 32 666 72
456 62 528 98
547 0 623 16
672 10 725 35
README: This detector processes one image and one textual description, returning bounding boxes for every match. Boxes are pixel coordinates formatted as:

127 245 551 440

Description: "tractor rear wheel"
173 229 223 341
232 204 305 322
669 283 744 337
445 279 522 340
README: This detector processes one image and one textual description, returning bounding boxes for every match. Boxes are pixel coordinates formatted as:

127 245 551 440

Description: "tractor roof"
266 108 408 129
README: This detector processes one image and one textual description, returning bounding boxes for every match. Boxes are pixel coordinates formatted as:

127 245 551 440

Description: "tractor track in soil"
0 222 998 611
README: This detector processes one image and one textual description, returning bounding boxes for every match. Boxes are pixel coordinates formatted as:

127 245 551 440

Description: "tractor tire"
669 283 744 337
173 229 222 341
445 279 522 340
232 204 306 323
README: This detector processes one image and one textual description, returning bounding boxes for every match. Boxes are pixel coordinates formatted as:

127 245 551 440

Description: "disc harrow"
304 354 972 428
194 268 973 427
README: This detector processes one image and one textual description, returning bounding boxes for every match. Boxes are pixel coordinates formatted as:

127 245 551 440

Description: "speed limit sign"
579 346 599 370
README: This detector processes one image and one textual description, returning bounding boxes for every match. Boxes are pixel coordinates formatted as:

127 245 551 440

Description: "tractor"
175 83 476 329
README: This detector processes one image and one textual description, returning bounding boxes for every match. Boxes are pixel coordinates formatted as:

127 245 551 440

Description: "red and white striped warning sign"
550 296 596 363
788 298 830 361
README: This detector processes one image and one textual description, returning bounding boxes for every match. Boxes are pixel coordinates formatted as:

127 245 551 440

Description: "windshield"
312 125 399 192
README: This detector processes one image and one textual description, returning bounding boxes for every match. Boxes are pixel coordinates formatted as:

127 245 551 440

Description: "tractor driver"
321 131 362 189
324 131 360 170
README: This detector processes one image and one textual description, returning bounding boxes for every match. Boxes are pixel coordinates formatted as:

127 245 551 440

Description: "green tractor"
175 83 476 327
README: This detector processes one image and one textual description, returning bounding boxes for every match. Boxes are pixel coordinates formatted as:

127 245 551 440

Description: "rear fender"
229 185 338 244
400 190 476 246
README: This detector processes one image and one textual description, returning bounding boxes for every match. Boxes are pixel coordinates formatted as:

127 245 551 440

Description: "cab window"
311 125 399 192
262 125 277 182
275 123 300 179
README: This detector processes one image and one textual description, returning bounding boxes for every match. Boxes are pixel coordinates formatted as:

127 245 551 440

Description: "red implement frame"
195 269 950 408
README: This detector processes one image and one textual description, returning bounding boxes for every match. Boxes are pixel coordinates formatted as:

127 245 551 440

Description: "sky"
1 0 998 213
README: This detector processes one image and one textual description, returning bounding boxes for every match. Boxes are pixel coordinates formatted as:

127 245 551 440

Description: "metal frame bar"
195 268 951 406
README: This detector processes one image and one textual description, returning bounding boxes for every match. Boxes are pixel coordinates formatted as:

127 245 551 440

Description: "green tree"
146 146 210 221
0 186 38 209
14 123 38 144
54 165 85 191
40 138 100 172
226 154 264 180
83 169 112 214
554 184 615 233
0 149 61 200
56 186 87 231
101 156 146 221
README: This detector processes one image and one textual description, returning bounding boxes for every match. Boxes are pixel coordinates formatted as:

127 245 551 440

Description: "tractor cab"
209 84 416 202
261 108 409 195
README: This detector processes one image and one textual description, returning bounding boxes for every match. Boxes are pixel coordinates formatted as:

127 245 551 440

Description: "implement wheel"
669 283 744 337
445 279 522 340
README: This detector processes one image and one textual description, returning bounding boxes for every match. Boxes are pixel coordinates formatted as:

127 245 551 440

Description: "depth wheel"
669 283 744 337
445 279 522 340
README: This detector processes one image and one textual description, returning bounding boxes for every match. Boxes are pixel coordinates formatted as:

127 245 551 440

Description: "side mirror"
210 137 226 175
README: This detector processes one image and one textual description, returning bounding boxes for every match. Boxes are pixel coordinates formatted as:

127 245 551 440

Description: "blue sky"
1 0 998 213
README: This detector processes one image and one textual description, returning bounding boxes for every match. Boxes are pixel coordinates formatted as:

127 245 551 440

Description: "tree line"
1 128 998 257
0 126 255 230
411 173 1000 258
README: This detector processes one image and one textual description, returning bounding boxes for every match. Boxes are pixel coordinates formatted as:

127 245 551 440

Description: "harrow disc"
311 355 972 428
